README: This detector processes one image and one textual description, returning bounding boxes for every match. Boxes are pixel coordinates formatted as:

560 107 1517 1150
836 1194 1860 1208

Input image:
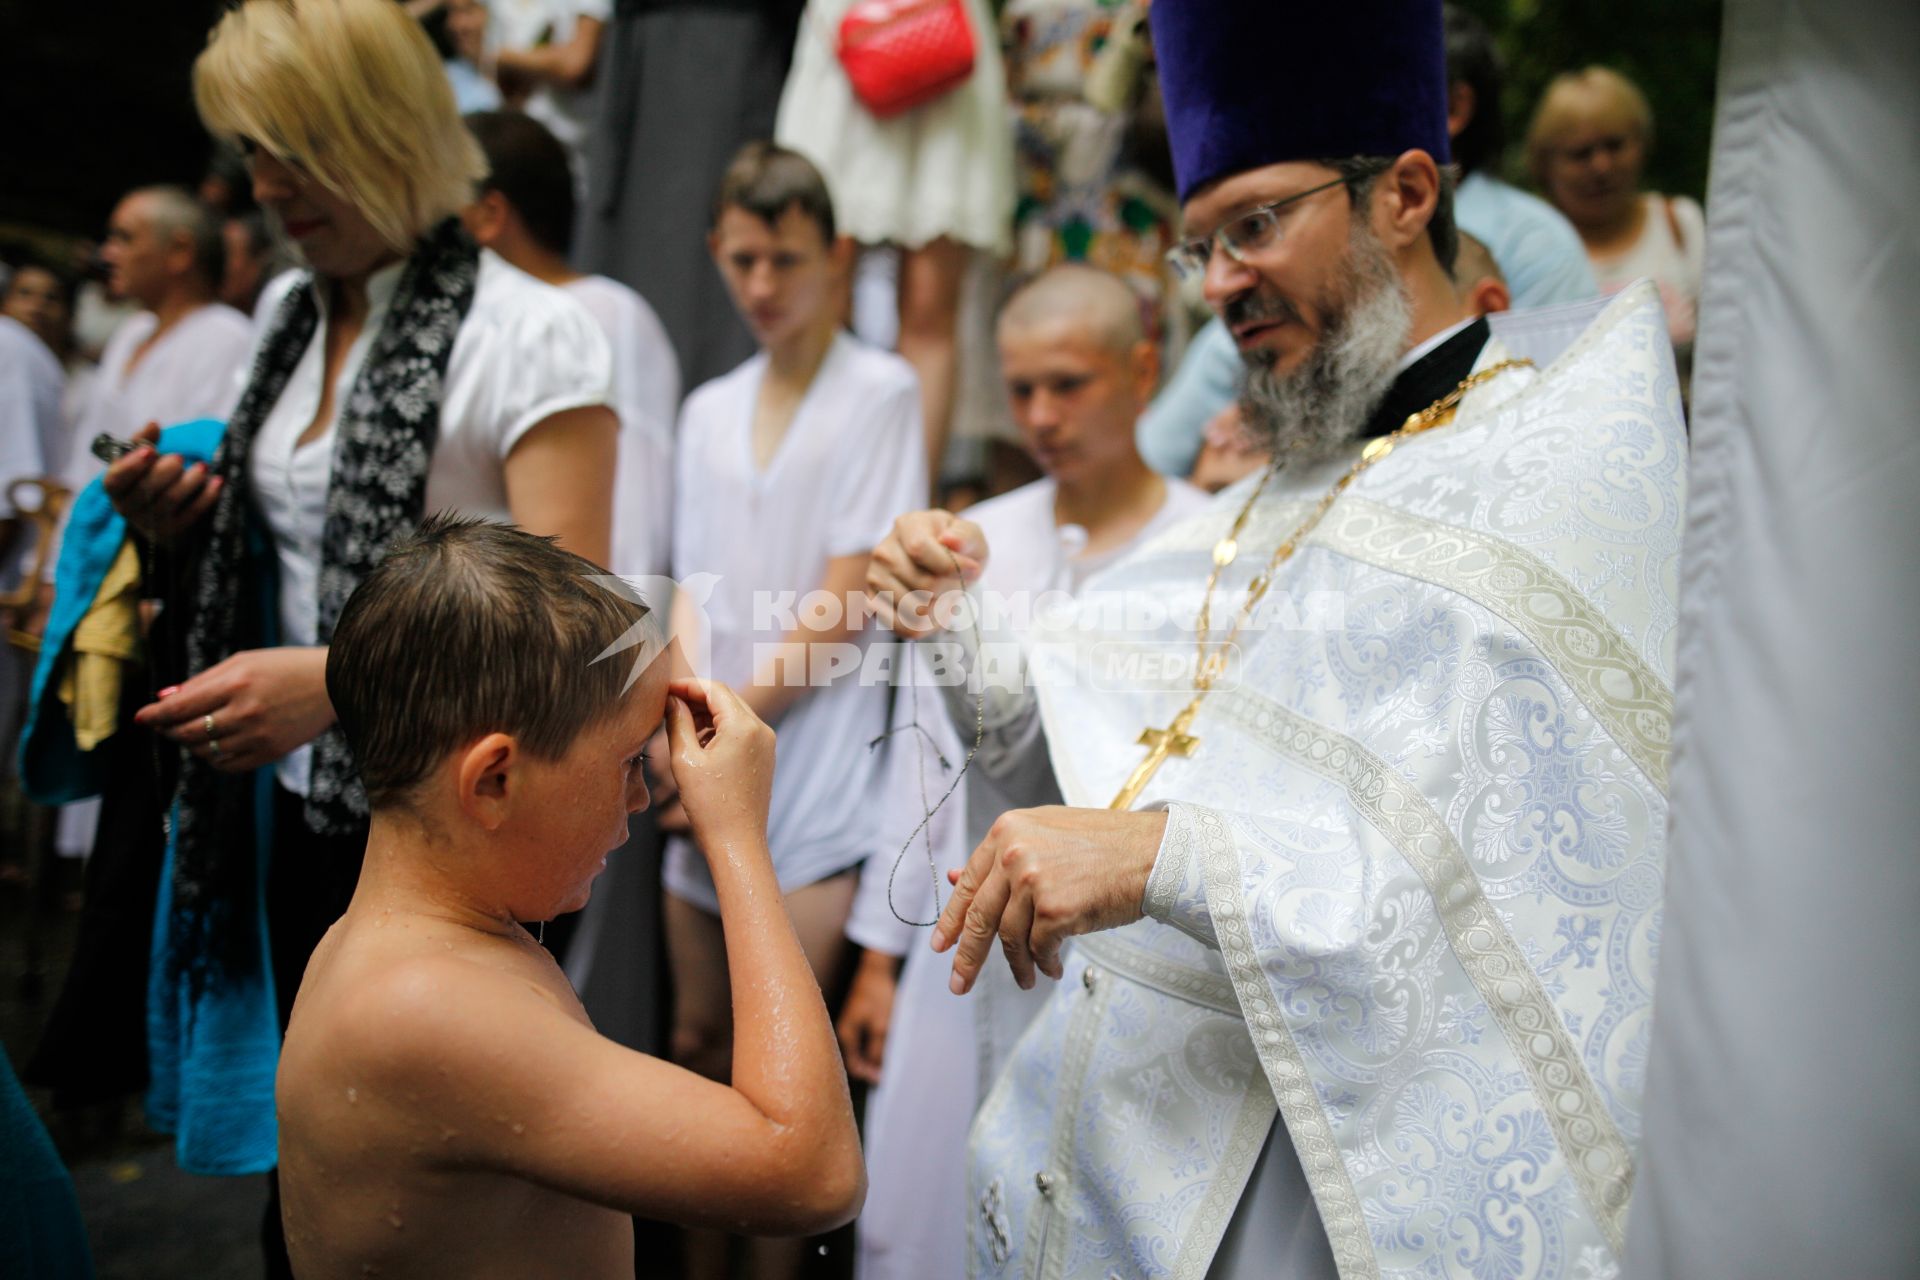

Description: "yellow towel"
56 540 144 751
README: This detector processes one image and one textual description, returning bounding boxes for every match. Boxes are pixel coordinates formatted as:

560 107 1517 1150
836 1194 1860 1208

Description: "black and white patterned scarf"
169 217 479 975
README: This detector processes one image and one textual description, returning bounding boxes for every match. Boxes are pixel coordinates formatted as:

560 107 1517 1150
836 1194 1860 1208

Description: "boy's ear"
456 732 518 830
831 233 856 274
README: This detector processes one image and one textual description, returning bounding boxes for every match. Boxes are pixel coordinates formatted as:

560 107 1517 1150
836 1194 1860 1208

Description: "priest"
863 1 1687 1276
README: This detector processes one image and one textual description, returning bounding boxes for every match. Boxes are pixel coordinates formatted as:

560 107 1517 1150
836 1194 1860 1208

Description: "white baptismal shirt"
563 275 679 577
961 283 1685 1280
851 473 1210 1280
665 332 926 907
247 253 612 795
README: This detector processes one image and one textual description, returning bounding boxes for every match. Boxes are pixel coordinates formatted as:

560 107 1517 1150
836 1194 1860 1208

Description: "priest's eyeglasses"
1165 176 1354 283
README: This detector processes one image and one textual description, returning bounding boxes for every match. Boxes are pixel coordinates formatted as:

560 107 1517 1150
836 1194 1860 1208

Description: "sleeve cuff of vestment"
1141 802 1219 949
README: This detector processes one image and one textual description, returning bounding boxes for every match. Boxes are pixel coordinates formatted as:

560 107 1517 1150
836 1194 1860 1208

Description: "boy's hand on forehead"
665 679 774 849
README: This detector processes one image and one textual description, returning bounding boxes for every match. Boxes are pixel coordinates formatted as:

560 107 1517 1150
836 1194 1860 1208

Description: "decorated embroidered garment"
962 282 1685 1279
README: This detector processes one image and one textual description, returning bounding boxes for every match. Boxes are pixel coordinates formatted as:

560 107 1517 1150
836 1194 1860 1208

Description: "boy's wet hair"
327 514 654 810
711 140 836 244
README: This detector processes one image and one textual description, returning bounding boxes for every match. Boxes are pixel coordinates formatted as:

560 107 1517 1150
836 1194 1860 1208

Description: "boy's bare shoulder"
305 924 580 1091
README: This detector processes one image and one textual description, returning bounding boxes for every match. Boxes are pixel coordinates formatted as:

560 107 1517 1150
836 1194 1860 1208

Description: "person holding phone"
100 1 615 1273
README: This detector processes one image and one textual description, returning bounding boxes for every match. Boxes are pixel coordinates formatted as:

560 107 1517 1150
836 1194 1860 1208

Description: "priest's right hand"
101 421 223 542
867 509 988 639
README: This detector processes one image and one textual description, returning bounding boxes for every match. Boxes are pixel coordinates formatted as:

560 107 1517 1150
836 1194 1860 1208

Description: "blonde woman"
98 0 617 1244
1528 66 1705 379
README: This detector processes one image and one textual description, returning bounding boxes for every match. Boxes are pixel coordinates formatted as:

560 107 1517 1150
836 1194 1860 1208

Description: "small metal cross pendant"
1109 698 1202 810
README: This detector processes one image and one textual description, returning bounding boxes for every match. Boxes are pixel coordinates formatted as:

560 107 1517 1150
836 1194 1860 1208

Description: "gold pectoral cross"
1109 697 1202 810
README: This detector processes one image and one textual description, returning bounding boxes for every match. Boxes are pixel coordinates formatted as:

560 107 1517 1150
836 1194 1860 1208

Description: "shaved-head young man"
847 263 1209 1280
866 1 1687 1275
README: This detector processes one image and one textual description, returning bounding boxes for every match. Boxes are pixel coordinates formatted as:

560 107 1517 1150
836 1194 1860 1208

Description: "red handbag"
836 0 977 119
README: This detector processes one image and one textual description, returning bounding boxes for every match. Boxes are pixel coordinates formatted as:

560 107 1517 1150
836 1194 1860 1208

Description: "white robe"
853 475 1209 1280
963 284 1686 1279
665 332 926 906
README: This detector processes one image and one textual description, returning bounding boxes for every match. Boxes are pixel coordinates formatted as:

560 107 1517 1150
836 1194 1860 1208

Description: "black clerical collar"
1358 317 1492 439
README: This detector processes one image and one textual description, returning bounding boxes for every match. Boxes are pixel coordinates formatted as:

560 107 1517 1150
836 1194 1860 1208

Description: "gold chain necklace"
1108 358 1534 810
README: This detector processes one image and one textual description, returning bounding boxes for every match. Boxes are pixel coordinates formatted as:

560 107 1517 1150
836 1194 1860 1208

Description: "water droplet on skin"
346 1087 359 1104
387 1213 404 1230
511 1122 525 1135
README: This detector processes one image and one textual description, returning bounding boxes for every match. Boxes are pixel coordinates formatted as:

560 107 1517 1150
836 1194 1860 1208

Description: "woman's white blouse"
246 249 613 794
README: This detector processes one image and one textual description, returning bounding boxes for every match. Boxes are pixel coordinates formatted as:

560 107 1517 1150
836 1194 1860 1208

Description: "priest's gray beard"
1234 222 1412 461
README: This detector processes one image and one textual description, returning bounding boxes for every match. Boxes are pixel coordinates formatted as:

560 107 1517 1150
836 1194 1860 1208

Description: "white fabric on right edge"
1623 3 1920 1277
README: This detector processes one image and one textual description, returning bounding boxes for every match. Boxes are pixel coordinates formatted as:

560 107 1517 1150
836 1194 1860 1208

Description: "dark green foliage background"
1455 0 1725 200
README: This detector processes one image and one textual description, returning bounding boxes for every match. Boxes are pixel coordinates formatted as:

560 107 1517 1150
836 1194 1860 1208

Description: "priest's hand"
931 806 1169 994
866 509 988 639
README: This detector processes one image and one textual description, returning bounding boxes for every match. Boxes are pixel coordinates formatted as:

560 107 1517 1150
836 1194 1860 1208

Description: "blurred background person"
464 109 678 580
488 0 608 194
1443 3 1597 308
775 0 1015 489
1529 65 1704 387
441 0 503 113
665 140 922 1280
69 186 252 500
218 211 294 317
93 3 616 1273
2 256 79 368
577 0 801 396
0 294 65 589
1003 0 1177 330
194 143 253 220
941 0 1176 503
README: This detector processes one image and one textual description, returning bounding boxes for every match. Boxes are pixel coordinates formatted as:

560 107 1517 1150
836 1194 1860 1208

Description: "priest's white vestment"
961 284 1686 1280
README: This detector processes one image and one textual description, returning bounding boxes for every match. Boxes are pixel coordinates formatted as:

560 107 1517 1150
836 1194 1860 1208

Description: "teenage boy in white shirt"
661 140 925 1277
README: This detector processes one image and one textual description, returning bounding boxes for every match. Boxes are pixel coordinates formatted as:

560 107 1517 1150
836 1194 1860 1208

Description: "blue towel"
13 417 284 1175
16 418 224 802
145 769 281 1175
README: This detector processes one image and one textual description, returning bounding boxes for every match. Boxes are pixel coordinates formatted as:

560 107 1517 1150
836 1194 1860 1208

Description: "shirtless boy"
274 515 864 1278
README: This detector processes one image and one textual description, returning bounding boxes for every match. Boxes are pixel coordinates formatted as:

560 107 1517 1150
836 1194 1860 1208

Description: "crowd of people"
0 1 1725 1278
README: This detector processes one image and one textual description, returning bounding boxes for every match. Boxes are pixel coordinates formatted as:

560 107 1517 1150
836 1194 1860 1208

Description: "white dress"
852 475 1210 1280
775 0 1015 254
563 275 680 578
664 332 926 910
246 253 613 796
